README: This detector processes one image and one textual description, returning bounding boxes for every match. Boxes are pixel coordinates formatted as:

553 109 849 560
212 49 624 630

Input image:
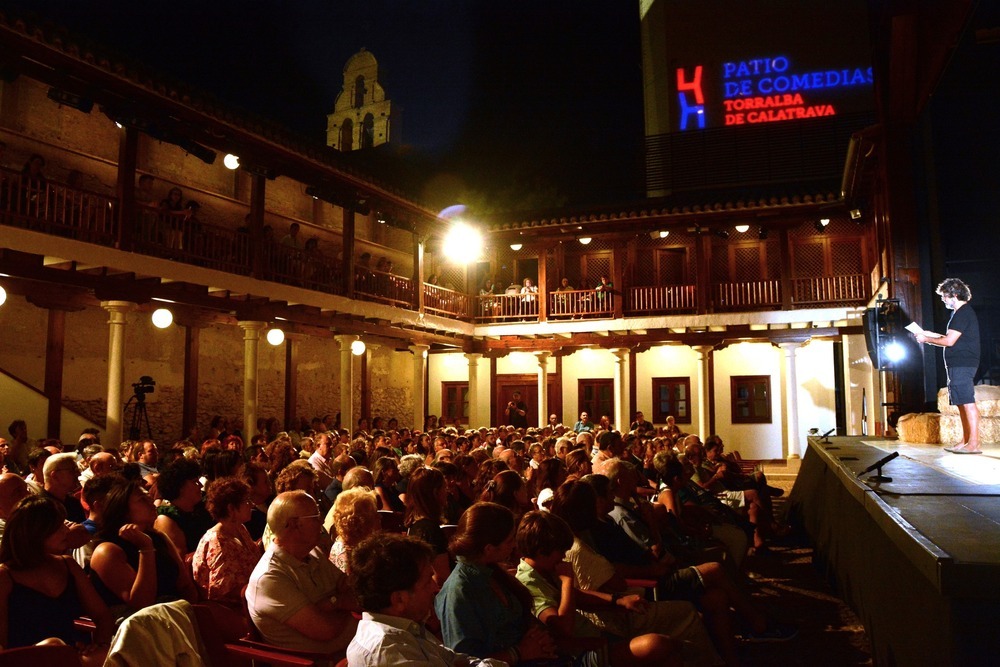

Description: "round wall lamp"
0 285 7 307
578 237 592 245
351 339 366 356
223 154 241 170
266 328 285 346
510 243 523 251
735 224 750 233
151 308 173 329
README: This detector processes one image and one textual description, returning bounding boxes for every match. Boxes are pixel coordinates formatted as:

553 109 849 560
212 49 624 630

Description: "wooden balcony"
0 171 869 324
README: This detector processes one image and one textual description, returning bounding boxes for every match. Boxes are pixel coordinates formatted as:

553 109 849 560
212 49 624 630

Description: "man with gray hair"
41 452 92 548
246 490 358 654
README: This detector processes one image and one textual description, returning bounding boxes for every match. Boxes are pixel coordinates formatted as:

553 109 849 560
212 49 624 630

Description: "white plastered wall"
713 342 784 459
634 344 700 430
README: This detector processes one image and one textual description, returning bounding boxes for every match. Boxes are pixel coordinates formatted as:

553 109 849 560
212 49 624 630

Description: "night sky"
5 0 645 210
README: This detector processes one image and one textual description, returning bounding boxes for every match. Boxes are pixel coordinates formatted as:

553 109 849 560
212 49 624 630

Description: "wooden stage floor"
790 436 1000 666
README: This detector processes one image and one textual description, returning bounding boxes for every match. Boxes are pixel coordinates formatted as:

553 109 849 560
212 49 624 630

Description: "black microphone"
857 451 899 477
822 427 836 438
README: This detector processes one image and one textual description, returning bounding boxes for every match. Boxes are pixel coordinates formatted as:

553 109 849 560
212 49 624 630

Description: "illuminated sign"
674 54 873 131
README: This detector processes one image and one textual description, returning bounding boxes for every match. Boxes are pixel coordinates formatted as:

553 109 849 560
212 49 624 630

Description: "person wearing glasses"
192 478 263 602
246 490 358 654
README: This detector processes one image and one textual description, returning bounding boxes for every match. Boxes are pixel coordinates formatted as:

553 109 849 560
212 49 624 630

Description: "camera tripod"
124 393 153 441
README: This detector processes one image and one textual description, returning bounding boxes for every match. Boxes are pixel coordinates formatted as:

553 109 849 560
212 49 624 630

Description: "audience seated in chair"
88 477 197 621
328 487 380 574
347 532 506 667
0 496 113 665
192 477 263 602
246 490 358 655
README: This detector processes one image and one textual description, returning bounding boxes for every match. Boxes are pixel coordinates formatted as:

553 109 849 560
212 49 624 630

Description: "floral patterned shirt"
192 522 262 601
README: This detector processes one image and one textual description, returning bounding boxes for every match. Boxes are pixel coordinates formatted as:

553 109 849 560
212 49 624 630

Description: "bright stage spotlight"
883 340 906 364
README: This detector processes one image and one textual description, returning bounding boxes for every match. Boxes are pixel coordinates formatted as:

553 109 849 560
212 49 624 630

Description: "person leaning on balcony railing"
554 277 575 315
158 186 184 249
19 153 48 218
479 278 498 317
520 277 538 316
595 274 614 311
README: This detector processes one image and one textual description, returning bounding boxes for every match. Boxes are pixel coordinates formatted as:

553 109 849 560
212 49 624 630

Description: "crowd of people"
0 411 796 665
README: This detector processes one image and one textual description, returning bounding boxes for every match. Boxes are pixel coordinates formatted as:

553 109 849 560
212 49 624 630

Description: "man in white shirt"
307 432 334 489
347 533 506 667
246 491 358 654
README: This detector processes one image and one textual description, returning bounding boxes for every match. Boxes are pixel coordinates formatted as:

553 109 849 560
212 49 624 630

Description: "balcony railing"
547 288 614 320
474 291 536 323
356 269 414 308
792 274 865 305
714 280 782 311
626 285 697 315
424 283 470 319
0 169 117 245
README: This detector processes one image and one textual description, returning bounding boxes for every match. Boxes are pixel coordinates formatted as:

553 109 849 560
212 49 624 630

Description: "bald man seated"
246 490 359 654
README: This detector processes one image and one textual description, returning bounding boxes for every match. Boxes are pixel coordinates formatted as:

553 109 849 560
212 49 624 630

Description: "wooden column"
248 174 266 278
611 348 629 432
537 249 548 322
115 126 139 251
361 344 379 423
342 209 356 297
182 324 201 439
284 336 299 431
695 235 711 314
612 241 625 319
44 309 66 439
779 228 793 310
413 235 425 313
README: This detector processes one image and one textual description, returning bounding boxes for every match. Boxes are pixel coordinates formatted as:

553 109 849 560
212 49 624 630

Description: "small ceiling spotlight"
714 228 730 239
151 308 173 329
578 237 592 245
649 230 670 239
735 224 750 233
758 226 769 240
266 328 285 346
510 243 523 251
820 218 830 226
351 338 366 356
814 219 829 233
223 154 240 170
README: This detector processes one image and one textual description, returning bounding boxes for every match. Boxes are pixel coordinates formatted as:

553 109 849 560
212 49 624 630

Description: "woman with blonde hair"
328 487 380 573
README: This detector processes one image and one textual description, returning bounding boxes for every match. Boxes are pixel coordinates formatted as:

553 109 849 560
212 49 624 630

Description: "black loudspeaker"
862 307 879 364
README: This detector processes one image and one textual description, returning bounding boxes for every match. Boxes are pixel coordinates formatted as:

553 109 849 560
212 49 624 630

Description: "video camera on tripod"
132 376 156 400
126 375 156 440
